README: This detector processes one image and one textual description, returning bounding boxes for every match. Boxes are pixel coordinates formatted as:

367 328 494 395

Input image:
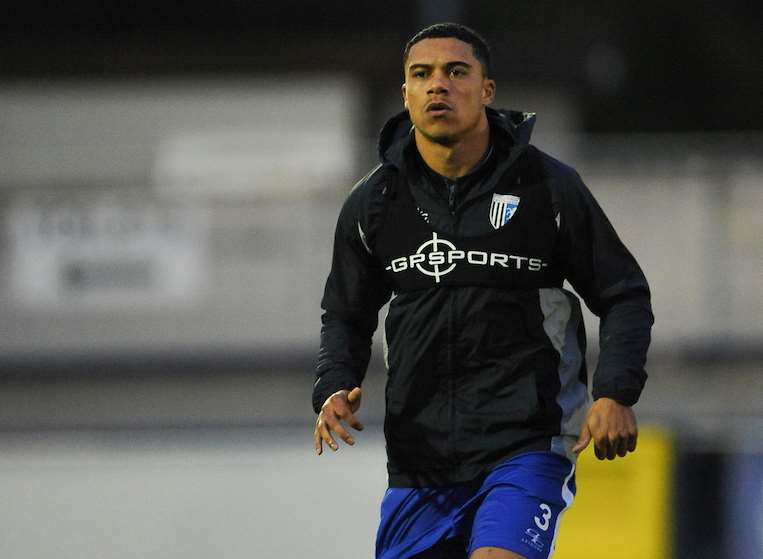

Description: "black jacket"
313 108 653 487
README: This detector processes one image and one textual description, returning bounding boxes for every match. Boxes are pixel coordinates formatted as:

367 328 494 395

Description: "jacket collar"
377 107 536 170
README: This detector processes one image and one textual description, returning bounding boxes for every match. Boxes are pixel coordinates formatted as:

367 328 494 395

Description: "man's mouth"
426 102 452 115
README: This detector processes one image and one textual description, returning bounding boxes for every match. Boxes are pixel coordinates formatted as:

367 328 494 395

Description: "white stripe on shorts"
547 461 576 558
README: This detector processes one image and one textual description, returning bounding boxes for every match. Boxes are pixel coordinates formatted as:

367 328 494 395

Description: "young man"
312 23 653 559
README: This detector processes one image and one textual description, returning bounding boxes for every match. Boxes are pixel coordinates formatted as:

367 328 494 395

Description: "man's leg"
467 483 569 559
376 486 475 559
467 453 576 559
470 547 527 559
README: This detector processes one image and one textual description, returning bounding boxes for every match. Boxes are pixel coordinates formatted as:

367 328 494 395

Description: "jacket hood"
378 107 537 168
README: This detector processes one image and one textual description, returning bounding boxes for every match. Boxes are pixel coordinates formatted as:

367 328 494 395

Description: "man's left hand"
572 397 638 460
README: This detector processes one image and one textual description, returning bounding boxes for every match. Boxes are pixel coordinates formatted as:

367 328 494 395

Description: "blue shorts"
375 451 576 559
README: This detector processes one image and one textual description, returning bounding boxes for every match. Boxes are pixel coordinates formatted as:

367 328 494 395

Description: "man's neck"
414 118 490 179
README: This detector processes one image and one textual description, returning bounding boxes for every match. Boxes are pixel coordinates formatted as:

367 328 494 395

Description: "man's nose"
427 72 449 95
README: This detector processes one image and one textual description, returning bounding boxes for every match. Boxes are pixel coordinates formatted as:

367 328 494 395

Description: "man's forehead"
406 37 476 67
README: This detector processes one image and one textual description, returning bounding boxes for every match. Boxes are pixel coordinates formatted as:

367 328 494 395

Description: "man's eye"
413 71 426 78
450 68 465 77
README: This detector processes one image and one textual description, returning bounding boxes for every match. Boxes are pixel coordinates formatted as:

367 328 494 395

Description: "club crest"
489 194 520 229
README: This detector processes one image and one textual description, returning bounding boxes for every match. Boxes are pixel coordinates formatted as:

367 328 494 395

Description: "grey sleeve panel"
542 153 653 406
540 287 591 461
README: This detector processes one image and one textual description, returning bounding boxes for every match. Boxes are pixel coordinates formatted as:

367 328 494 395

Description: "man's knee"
469 546 527 559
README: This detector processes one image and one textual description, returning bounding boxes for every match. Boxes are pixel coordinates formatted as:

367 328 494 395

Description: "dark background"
2 1 761 133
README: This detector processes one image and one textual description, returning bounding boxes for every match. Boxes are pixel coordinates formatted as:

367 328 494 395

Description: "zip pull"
446 180 457 215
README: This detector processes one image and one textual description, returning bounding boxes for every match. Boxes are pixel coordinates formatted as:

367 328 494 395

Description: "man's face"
402 37 495 145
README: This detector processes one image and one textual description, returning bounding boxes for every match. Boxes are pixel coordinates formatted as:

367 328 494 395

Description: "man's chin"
419 127 460 146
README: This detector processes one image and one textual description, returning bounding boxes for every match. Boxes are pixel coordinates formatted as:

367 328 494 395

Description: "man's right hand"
314 387 364 455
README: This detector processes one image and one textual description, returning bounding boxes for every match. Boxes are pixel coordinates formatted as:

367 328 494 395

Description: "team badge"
489 194 520 229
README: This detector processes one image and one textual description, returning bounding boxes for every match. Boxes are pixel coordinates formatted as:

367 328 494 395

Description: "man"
312 23 653 559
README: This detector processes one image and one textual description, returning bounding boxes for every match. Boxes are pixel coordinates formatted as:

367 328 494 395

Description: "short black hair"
403 23 492 78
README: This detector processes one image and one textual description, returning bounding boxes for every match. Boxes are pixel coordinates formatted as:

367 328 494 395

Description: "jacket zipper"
447 289 456 465
447 178 458 466
446 179 457 216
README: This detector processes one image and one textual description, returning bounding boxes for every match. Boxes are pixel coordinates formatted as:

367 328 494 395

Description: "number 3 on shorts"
534 503 552 531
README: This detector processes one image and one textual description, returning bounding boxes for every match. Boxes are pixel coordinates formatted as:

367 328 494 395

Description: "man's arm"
312 179 392 454
556 169 654 459
313 311 378 413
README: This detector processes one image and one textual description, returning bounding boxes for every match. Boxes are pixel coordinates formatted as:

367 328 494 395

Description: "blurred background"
0 2 761 558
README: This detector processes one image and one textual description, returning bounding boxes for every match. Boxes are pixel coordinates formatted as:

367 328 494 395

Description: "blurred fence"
0 80 761 367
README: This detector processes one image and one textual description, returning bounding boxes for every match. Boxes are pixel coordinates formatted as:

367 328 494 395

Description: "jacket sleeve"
557 170 654 406
312 182 392 413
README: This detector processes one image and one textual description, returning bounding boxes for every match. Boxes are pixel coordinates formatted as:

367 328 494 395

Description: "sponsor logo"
522 528 545 552
490 194 520 229
384 232 548 284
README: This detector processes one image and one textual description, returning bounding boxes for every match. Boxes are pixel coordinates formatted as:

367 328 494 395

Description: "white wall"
0 427 388 559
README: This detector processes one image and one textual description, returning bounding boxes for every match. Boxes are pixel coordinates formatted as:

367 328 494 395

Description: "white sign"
8 193 208 310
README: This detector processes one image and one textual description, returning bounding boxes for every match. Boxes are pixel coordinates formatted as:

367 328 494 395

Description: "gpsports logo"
384 232 548 283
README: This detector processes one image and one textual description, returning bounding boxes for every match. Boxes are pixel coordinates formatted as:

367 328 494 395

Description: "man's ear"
401 83 408 109
482 79 496 106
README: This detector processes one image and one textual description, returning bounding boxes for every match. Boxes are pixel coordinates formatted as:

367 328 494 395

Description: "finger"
572 426 592 454
330 420 356 446
328 398 363 430
606 437 617 460
346 416 365 431
594 444 603 460
347 387 362 410
339 410 364 431
594 436 611 461
323 412 356 446
627 432 638 453
313 426 323 455
615 436 628 458
331 399 364 431
318 421 338 452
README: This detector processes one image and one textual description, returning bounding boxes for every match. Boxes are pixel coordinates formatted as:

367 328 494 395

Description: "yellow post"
554 426 674 559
